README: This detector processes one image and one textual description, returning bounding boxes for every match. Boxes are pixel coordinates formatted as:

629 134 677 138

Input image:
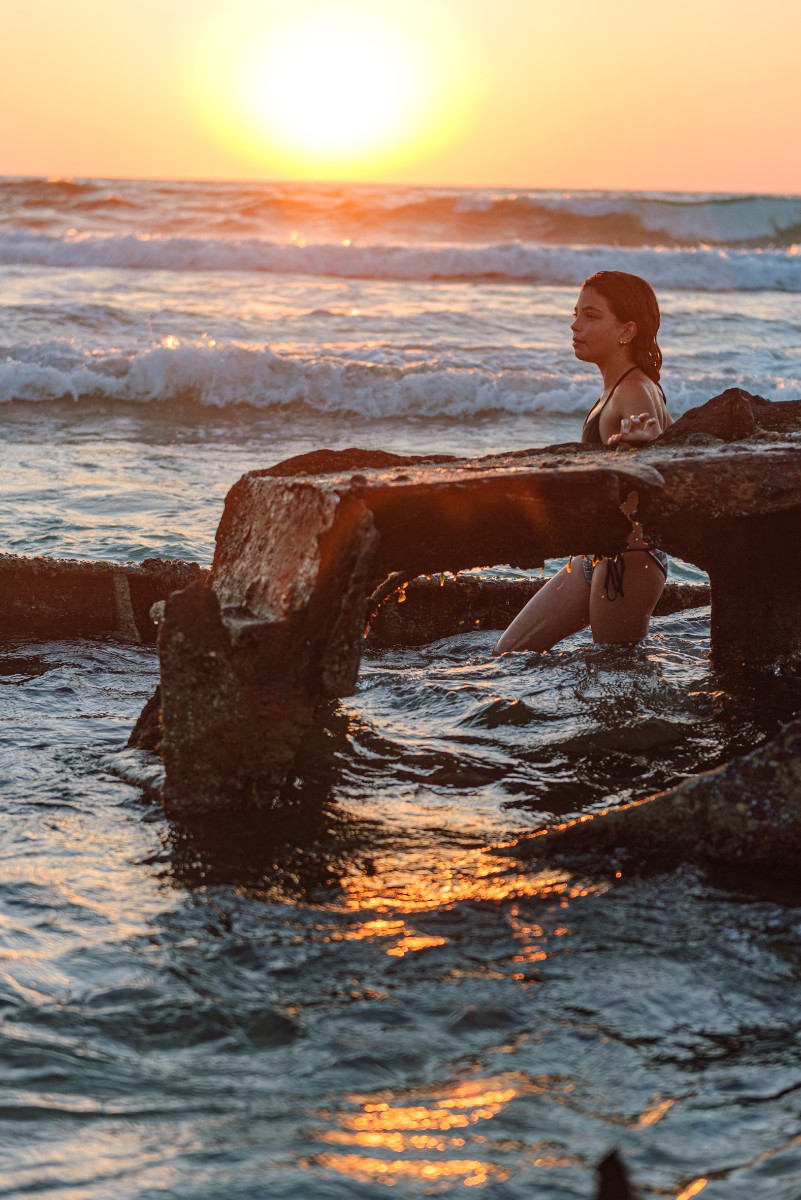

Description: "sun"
238 8 426 167
182 1 480 180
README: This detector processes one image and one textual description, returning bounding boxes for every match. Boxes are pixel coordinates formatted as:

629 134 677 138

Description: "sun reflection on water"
315 842 606 971
308 1072 582 1190
386 932 448 958
339 845 602 916
312 1152 508 1187
675 1181 708 1200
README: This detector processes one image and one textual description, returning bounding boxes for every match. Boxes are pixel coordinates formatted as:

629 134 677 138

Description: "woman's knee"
493 616 549 655
492 631 515 656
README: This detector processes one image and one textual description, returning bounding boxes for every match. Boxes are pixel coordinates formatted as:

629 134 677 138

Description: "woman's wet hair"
582 271 662 381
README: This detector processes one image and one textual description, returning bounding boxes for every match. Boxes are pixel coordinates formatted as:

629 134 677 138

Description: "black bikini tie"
601 549 668 601
603 556 626 600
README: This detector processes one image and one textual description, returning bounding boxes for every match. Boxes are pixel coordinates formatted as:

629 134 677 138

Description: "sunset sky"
3 0 799 193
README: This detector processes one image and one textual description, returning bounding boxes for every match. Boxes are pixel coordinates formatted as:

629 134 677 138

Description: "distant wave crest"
3 178 801 249
0 230 799 291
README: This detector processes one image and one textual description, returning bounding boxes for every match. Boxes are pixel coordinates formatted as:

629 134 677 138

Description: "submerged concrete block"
507 716 801 878
0 554 207 643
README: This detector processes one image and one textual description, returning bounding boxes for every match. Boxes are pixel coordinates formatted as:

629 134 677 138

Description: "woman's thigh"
493 557 591 654
590 553 666 645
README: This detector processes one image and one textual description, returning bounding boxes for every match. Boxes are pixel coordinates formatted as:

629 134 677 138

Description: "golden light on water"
301 844 695 1192
675 1181 708 1200
312 1078 518 1188
182 0 482 180
329 916 447 959
386 932 448 958
309 1073 582 1188
340 844 600 915
296 851 606 1190
321 842 606 975
307 1068 691 1189
634 1094 677 1129
313 1152 509 1187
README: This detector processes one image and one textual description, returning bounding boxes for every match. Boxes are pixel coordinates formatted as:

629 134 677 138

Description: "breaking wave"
0 229 799 291
0 338 791 418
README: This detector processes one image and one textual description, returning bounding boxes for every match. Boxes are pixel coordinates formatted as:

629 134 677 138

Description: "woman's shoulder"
611 370 666 410
607 370 672 431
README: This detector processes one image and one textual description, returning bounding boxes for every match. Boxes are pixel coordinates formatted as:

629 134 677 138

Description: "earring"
618 339 627 345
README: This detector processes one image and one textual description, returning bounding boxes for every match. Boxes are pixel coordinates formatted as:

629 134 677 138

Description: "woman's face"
571 287 632 365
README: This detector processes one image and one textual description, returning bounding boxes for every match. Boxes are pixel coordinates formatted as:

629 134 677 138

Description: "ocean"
1 177 800 1199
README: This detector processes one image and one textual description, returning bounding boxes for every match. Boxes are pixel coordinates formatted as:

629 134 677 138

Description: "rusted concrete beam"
0 554 208 643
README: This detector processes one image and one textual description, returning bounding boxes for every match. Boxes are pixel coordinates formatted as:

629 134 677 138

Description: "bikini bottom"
581 548 669 599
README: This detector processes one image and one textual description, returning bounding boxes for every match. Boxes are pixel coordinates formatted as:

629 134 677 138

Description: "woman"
493 271 672 655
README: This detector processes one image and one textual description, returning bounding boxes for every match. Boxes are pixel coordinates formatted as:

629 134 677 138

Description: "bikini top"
581 366 667 446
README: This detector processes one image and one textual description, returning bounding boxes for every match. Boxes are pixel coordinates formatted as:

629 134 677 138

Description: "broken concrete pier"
142 389 801 817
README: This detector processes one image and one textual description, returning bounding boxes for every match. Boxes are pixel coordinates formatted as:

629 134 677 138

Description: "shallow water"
2 614 800 1200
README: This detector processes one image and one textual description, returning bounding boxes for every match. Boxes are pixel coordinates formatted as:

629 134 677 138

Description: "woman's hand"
607 412 659 446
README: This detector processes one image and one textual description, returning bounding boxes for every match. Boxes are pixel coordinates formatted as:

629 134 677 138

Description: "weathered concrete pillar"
158 483 380 815
705 512 801 668
640 449 801 670
651 388 801 667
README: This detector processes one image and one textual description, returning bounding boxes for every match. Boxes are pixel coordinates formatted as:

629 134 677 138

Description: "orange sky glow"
2 0 799 192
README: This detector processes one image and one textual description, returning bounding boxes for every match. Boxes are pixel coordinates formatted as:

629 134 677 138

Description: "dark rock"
657 388 801 444
128 685 162 753
596 1150 637 1200
508 716 801 878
